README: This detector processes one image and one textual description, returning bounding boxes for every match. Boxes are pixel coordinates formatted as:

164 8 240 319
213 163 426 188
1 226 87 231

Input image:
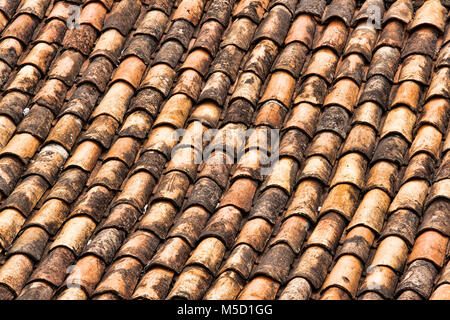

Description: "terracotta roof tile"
238 275 280 300
132 267 175 300
0 0 449 301
409 0 447 33
383 0 413 25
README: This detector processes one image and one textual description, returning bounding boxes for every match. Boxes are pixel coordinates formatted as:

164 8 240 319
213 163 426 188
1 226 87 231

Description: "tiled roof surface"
0 0 448 300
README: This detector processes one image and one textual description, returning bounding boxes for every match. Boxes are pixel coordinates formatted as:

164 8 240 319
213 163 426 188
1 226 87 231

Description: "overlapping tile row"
0 0 449 301
313 0 412 300
16 0 218 300
217 0 352 299
314 0 448 300
429 34 450 300
394 6 450 300
52 0 231 300
0 0 148 299
0 0 115 254
0 0 52 94
0 0 56 164
315 0 432 300
0 0 19 33
0 0 114 149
